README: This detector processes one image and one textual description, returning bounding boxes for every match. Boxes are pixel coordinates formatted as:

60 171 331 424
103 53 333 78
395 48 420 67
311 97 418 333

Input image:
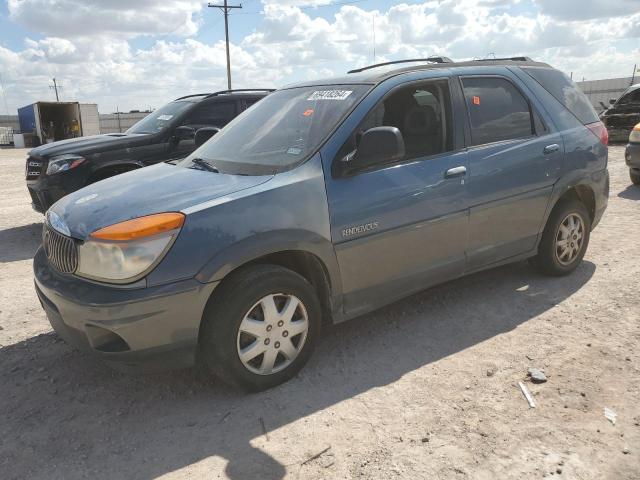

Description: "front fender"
194 229 343 313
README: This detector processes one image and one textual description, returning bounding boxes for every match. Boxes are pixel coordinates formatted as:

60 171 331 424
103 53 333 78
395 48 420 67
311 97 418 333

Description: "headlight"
630 123 640 143
46 154 85 175
76 212 185 283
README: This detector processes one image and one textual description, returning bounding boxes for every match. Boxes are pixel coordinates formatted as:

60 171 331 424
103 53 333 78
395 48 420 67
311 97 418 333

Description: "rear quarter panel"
512 68 609 227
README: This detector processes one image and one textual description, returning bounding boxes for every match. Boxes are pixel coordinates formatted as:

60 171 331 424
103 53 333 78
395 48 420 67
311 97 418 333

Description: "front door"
326 79 469 317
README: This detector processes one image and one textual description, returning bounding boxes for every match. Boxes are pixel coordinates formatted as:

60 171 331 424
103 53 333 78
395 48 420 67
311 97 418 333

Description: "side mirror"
173 125 195 141
194 127 220 147
609 98 617 105
337 126 405 177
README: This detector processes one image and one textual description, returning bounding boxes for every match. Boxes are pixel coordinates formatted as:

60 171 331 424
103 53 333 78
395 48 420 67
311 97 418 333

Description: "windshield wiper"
190 158 219 173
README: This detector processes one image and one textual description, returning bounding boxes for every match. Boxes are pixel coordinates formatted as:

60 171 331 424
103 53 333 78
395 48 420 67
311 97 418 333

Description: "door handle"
543 144 560 155
444 166 467 179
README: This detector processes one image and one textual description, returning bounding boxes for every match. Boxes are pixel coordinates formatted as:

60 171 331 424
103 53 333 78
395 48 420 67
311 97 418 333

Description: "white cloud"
534 0 640 20
7 0 203 37
0 0 639 114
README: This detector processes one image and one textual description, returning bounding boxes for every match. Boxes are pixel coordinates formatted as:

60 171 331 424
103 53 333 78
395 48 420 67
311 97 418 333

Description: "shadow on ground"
0 222 42 262
0 260 596 480
617 184 640 200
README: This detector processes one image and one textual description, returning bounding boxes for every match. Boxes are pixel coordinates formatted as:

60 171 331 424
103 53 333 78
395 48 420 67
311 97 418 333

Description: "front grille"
25 156 45 180
43 223 78 274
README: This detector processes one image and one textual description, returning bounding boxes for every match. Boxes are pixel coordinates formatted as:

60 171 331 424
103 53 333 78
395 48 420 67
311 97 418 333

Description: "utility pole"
0 72 9 115
372 14 376 63
49 78 62 101
208 1 242 90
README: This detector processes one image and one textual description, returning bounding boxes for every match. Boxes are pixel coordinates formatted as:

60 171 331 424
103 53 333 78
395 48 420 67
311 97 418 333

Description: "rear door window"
461 77 534 146
183 101 237 128
523 67 599 124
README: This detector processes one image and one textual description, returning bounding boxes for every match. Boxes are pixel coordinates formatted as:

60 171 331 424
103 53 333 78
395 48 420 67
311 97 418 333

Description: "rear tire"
199 264 321 392
528 198 591 276
631 170 640 185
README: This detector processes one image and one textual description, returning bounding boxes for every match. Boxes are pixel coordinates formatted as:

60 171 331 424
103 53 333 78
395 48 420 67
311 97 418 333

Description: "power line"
208 1 243 90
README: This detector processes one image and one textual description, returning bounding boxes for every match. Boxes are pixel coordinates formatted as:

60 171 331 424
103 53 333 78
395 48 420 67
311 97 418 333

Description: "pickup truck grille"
43 223 78 274
25 156 45 180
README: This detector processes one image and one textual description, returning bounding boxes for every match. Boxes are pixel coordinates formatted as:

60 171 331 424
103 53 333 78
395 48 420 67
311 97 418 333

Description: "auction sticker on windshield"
157 115 173 121
307 90 352 101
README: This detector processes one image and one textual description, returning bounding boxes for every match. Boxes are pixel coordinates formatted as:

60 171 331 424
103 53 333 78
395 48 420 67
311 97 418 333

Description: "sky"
0 0 639 114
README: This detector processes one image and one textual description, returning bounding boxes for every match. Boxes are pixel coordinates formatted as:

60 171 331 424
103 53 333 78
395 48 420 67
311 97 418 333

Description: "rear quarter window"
522 67 598 125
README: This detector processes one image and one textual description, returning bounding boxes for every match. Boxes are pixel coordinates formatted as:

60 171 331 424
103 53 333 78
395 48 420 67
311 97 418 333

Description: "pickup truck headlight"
46 154 86 175
630 124 640 143
76 212 185 283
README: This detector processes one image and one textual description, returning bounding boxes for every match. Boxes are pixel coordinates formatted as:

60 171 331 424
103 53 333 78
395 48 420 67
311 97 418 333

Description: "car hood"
29 133 151 158
50 163 273 239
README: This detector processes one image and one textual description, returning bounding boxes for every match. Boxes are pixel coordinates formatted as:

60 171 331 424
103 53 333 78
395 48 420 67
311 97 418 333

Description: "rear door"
460 74 563 270
79 104 101 136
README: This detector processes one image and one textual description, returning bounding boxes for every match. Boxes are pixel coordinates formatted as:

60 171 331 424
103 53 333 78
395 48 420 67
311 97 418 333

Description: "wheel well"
244 251 334 324
88 164 141 184
557 185 595 223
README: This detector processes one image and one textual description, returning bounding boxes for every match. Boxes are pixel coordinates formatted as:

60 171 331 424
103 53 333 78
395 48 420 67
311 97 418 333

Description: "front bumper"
33 247 218 371
625 143 640 171
26 158 91 213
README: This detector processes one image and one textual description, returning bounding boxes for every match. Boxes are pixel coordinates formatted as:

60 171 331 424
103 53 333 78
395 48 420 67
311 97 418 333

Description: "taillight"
585 121 609 146
629 123 640 143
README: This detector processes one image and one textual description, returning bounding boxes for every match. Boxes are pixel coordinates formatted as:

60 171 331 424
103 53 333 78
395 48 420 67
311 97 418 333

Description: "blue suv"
34 57 609 391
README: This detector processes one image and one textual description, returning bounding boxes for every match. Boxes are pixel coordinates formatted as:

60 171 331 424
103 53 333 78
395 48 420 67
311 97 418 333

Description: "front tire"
631 170 640 185
529 198 591 276
199 264 322 391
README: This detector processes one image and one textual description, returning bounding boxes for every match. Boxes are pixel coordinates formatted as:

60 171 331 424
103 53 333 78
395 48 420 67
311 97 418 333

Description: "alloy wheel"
236 293 309 375
555 213 585 266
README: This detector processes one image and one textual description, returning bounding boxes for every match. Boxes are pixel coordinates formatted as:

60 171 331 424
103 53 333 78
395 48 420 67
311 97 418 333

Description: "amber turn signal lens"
90 212 185 241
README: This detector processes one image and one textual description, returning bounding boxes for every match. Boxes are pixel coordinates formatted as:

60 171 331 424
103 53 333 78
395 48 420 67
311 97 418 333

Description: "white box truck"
17 102 100 146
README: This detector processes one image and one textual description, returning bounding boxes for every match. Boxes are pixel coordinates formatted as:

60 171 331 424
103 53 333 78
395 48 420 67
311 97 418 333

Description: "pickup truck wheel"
630 170 640 185
528 198 591 276
199 264 321 391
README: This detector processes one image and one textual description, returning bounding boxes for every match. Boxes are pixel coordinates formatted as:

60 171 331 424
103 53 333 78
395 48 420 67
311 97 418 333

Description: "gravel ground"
0 146 638 480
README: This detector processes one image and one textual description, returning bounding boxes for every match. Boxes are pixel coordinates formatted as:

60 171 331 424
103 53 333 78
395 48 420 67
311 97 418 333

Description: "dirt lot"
0 146 638 480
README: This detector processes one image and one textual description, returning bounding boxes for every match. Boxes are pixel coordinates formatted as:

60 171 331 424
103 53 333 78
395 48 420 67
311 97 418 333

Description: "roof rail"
173 93 212 101
174 89 275 101
347 57 453 74
205 88 275 98
475 56 533 62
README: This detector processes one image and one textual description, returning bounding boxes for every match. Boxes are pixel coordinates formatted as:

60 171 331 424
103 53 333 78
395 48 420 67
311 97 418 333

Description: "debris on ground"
527 367 547 383
259 417 269 441
301 446 331 465
604 407 617 425
518 382 536 408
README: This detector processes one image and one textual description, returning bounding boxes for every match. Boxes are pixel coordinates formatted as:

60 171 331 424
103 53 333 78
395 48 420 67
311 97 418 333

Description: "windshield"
180 85 370 175
126 101 192 134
